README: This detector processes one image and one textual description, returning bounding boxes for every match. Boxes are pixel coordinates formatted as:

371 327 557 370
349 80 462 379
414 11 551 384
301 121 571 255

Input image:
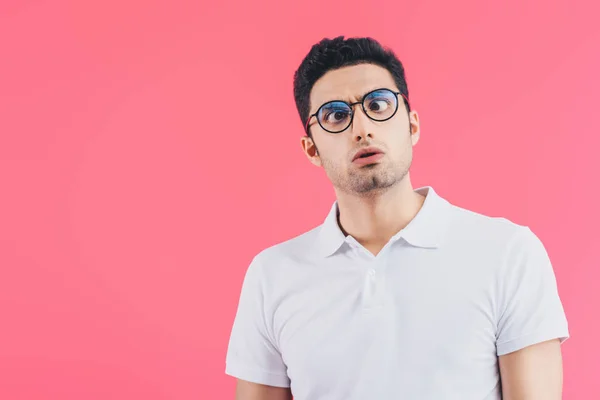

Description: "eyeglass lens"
316 89 399 133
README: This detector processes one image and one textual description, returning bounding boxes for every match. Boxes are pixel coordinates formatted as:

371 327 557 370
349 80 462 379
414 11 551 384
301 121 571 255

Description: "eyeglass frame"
304 88 411 134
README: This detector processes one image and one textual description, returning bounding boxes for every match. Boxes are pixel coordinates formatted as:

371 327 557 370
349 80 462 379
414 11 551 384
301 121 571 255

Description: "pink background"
1 0 598 398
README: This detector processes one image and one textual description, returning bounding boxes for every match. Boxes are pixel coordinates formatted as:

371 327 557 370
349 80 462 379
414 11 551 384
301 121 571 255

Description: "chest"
270 254 500 397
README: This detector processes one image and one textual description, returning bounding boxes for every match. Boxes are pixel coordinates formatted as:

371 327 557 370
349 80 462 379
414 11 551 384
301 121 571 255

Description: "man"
225 36 569 399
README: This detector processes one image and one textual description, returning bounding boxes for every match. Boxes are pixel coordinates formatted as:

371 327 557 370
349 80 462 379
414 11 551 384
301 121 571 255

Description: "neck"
334 175 426 249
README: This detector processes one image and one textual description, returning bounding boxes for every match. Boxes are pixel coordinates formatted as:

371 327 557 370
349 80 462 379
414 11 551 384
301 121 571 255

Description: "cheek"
319 139 350 163
324 151 348 169
385 128 413 159
392 119 413 143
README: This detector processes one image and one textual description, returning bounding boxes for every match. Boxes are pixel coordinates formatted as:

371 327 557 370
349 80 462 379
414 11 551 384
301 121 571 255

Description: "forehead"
309 63 397 111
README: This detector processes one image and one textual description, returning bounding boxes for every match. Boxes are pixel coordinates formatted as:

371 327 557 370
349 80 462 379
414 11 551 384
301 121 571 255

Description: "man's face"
301 63 421 196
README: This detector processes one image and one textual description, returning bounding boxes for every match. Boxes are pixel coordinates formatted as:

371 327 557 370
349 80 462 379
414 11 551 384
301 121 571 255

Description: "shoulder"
444 201 534 249
439 201 548 272
249 224 322 279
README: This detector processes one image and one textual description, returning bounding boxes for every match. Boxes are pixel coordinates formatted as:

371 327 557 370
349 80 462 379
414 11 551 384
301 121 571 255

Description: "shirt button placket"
363 258 385 309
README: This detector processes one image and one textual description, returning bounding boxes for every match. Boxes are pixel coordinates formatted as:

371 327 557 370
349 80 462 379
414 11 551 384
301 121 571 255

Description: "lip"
353 152 384 165
352 147 384 164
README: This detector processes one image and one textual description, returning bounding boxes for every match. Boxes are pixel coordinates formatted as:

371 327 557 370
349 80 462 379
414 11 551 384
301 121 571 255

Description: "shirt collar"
315 186 452 258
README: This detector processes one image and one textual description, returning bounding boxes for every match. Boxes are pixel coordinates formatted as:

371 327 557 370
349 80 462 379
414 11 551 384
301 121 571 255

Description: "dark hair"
293 36 411 138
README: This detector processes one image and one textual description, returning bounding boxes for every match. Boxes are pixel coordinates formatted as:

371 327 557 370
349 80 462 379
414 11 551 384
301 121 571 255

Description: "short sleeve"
495 226 570 356
225 256 290 387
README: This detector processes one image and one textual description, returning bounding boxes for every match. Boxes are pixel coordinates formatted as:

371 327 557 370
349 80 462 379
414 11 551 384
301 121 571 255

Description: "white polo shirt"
225 186 569 400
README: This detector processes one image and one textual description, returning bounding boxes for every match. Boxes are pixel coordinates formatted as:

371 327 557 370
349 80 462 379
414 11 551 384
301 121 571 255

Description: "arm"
495 227 569 399
235 379 293 400
499 338 564 400
226 256 292 396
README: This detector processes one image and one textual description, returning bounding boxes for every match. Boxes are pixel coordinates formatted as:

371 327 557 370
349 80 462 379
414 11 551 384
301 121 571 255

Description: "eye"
368 99 391 113
364 90 397 116
325 109 350 124
319 101 351 126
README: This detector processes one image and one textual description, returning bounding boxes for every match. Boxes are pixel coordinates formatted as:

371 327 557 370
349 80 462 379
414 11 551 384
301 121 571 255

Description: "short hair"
293 36 411 137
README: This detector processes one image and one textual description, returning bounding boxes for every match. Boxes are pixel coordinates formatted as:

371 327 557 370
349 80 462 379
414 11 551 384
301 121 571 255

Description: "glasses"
305 88 410 134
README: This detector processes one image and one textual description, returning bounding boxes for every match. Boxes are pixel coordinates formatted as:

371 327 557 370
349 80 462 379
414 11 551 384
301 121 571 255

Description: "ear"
409 110 421 146
301 136 322 167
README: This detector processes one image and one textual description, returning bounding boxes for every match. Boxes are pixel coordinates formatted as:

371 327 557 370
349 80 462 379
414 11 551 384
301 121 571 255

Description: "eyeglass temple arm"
305 114 314 133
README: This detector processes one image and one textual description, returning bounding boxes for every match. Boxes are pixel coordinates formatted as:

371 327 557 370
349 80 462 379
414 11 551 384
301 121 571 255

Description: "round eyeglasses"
305 88 410 134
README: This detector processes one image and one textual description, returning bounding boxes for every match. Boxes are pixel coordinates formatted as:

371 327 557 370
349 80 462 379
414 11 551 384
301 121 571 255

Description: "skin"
234 380 292 400
498 338 564 399
302 63 424 256
235 63 564 399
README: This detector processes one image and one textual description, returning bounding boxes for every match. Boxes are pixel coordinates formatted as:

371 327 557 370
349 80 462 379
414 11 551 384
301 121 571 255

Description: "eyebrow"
318 87 386 108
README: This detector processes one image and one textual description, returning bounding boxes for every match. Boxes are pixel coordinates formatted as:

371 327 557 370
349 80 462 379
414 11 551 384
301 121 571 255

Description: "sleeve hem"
496 329 570 356
225 361 291 388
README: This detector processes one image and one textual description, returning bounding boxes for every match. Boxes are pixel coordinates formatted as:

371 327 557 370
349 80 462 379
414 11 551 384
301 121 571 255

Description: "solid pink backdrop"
1 0 598 398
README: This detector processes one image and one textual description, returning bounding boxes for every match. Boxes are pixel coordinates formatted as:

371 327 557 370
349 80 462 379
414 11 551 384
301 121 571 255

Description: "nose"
350 106 375 142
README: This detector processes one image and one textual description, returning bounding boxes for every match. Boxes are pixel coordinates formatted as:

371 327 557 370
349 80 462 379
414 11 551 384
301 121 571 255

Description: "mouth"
352 148 385 165
357 152 379 159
